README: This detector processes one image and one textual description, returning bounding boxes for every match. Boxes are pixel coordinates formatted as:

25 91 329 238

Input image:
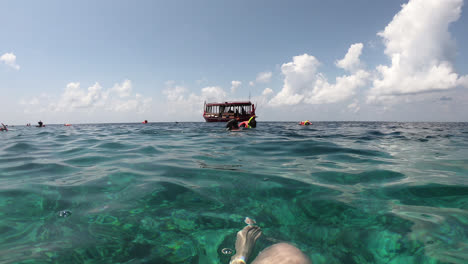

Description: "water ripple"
0 122 467 263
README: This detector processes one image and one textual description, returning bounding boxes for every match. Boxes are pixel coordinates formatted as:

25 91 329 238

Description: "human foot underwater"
229 218 311 264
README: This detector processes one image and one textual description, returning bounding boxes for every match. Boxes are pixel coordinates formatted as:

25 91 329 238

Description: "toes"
246 226 262 241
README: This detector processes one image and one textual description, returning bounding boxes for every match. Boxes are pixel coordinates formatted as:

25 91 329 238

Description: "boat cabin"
203 101 255 122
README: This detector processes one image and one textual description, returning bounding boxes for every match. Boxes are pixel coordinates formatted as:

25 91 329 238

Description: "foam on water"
0 122 467 263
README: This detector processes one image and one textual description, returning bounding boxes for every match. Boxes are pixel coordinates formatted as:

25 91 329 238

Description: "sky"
1 0 468 124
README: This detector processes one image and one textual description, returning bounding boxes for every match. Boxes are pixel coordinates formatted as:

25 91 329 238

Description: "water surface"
0 122 467 263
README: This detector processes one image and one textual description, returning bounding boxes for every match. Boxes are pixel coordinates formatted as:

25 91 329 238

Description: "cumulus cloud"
107 93 152 113
111 79 132 98
347 100 360 113
269 54 320 105
231 80 242 93
270 52 370 106
201 86 227 101
0 52 20 70
262 88 273 96
368 0 468 102
305 70 370 104
163 82 229 118
163 84 227 103
335 43 363 72
163 85 187 101
52 82 104 111
23 80 152 114
256 71 272 83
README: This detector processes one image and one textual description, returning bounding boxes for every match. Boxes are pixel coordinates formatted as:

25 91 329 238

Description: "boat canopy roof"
205 101 252 106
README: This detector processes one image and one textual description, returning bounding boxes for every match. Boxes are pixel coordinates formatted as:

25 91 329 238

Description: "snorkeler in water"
229 218 311 264
226 118 240 131
239 115 257 129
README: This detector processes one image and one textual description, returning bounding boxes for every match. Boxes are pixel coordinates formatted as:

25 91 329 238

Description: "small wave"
96 142 133 150
65 155 112 167
35 131 54 137
0 156 34 164
138 146 163 155
369 184 468 210
2 162 76 176
368 130 386 136
313 170 405 185
4 142 38 152
58 147 87 156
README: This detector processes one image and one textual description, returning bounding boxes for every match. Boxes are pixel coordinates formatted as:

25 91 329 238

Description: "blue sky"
1 0 468 124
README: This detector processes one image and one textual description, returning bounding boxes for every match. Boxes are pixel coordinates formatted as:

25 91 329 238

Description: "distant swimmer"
143 120 148 124
239 115 257 129
229 218 311 264
64 124 72 126
37 120 45 127
0 123 7 131
299 120 312 126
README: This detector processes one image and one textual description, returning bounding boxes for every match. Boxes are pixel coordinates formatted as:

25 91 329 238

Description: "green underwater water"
0 122 467 264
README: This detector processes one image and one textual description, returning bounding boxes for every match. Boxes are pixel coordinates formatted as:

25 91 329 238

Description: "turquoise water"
0 122 467 264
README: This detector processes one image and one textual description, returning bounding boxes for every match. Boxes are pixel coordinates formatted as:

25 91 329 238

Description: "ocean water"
0 122 467 264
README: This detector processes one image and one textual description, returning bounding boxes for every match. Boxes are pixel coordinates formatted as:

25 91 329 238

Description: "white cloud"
22 80 152 114
249 81 255 87
347 100 360 113
270 54 320 105
164 84 228 104
249 88 275 111
256 71 272 83
231 80 242 93
201 86 227 101
335 43 363 72
270 53 370 106
262 88 273 96
107 93 152 113
163 85 187 101
52 82 104 111
304 70 370 104
20 97 39 106
163 83 229 119
111 79 132 98
368 0 468 102
0 52 20 70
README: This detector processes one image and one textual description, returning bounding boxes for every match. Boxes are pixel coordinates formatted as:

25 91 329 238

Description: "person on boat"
229 219 311 264
0 123 7 131
37 120 45 127
226 118 240 131
299 120 312 126
239 115 256 128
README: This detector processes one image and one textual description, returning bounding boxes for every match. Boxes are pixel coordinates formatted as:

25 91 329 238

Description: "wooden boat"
203 101 256 122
